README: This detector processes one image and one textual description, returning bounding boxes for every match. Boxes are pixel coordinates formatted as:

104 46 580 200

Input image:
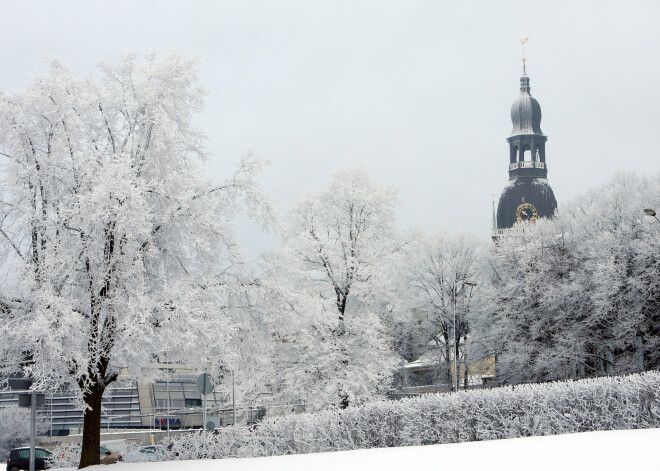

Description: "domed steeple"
510 72 543 136
493 47 557 237
504 61 548 180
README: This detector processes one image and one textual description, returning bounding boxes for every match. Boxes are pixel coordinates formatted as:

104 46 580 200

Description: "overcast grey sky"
2 1 659 255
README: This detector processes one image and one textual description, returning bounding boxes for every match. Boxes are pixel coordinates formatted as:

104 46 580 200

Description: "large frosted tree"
487 215 583 383
393 230 488 390
488 172 660 383
0 54 271 467
266 167 400 410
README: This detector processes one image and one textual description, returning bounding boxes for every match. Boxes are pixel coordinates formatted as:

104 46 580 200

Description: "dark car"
6 447 52 471
99 446 120 465
122 445 172 463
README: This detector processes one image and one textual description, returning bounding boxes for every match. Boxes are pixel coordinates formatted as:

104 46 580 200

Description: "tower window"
523 149 532 161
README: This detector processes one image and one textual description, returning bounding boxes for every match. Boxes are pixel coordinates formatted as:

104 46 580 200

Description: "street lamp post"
640 208 658 371
644 208 660 223
232 370 236 427
452 280 477 393
166 365 170 437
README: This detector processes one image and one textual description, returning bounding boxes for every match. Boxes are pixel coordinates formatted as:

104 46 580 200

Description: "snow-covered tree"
566 172 660 375
0 54 272 467
487 215 583 383
266 167 400 410
0 407 48 459
488 172 660 384
393 230 488 389
219 282 284 408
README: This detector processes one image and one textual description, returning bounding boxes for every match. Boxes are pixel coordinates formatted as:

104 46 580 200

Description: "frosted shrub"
164 372 660 461
47 445 80 469
166 427 257 460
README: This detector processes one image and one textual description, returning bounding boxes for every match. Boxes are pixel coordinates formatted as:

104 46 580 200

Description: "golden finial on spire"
520 37 529 62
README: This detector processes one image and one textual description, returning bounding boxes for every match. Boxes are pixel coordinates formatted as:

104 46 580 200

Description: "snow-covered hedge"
164 372 660 460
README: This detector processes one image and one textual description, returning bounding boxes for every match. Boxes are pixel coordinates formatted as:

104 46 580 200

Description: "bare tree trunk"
79 383 104 468
338 312 350 409
462 334 469 390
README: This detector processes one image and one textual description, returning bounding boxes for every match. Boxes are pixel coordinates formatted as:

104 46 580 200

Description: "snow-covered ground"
48 428 660 471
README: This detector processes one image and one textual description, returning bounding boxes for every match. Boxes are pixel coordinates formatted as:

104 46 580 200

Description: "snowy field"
38 428 660 471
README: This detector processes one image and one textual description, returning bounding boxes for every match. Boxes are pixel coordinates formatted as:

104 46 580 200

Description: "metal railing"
509 161 546 171
492 227 527 238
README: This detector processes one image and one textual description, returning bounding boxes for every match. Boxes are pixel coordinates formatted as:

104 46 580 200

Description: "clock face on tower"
516 203 538 222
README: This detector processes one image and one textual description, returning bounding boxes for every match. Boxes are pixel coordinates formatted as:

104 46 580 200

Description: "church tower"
494 53 557 236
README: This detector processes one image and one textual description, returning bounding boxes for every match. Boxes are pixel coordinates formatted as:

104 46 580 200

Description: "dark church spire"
507 52 545 178
493 41 557 236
